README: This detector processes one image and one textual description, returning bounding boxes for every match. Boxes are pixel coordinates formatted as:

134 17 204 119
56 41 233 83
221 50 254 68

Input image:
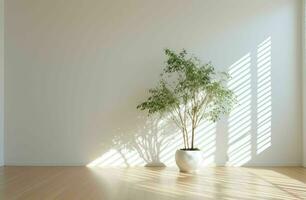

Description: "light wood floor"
0 167 306 200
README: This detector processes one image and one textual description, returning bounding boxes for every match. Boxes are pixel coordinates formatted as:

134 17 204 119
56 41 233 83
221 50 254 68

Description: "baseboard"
4 161 303 167
4 162 87 166
238 162 302 167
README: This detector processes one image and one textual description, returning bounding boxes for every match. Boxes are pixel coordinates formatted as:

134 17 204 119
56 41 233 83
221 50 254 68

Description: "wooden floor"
0 167 306 200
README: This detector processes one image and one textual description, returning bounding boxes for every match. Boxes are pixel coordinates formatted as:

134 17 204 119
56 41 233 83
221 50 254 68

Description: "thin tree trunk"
191 127 195 149
182 129 187 149
191 107 197 149
185 127 189 149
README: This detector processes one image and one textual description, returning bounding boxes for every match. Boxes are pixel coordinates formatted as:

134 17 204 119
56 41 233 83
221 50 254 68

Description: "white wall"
0 0 3 166
5 0 302 166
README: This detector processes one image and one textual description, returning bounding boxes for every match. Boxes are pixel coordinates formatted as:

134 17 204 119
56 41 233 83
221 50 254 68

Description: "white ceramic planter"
175 149 202 173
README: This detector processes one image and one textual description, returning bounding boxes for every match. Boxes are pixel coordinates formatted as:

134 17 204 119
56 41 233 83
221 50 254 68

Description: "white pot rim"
177 149 201 152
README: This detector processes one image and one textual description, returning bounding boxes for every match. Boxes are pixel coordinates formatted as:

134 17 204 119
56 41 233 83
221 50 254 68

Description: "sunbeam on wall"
227 53 252 166
256 37 272 154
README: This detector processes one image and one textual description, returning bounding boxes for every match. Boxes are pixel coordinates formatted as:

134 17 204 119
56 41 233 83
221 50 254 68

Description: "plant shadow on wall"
110 116 178 167
88 115 178 167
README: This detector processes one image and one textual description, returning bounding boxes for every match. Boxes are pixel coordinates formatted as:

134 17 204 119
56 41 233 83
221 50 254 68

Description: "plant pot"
175 149 202 173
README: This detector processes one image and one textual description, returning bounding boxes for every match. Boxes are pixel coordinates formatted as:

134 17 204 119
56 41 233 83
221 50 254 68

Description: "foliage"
137 49 236 150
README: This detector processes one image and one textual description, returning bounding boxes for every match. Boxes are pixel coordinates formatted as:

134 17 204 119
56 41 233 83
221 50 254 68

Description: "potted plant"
137 49 236 172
